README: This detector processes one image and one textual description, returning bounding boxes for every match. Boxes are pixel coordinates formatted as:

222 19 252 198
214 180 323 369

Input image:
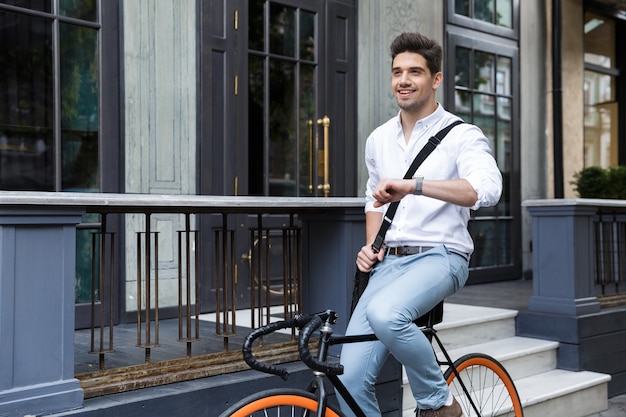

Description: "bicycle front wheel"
218 388 345 417
444 353 524 417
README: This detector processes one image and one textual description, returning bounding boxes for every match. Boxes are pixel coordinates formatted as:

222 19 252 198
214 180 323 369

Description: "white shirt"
364 104 503 255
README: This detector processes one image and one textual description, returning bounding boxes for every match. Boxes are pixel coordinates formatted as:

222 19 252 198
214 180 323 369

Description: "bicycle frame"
239 309 509 417
312 320 482 417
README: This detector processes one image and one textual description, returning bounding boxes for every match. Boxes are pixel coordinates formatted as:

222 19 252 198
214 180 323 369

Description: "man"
337 32 502 417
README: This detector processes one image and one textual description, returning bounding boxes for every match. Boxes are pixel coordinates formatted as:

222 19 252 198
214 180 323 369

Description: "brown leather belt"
384 245 469 261
384 246 434 256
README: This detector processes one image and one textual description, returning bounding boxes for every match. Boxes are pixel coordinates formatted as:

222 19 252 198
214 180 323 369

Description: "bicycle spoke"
445 354 523 417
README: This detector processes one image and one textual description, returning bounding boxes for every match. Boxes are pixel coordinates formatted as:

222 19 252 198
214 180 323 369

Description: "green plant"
572 166 626 199
606 166 626 199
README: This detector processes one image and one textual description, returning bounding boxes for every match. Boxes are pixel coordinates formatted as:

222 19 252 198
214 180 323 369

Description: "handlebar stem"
317 314 335 363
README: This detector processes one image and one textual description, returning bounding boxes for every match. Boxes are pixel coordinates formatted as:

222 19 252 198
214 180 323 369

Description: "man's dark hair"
390 32 442 76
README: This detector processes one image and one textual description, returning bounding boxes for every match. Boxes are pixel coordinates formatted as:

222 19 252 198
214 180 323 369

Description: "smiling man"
337 32 503 417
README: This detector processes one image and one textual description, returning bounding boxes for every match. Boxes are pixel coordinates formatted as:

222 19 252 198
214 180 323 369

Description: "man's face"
391 52 441 113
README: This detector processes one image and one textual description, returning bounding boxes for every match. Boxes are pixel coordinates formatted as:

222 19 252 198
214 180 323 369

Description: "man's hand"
356 243 384 272
372 178 413 208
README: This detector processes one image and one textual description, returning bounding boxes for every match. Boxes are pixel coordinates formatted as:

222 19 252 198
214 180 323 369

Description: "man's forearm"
365 211 383 246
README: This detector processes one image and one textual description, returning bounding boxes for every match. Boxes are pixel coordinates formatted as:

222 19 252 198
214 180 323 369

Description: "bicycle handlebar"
241 310 343 380
297 314 344 376
242 314 311 380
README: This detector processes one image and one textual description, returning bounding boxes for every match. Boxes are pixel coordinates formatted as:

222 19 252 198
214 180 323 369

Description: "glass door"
201 0 357 317
248 0 326 197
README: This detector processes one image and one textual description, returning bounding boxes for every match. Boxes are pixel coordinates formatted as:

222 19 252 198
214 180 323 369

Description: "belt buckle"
385 246 397 256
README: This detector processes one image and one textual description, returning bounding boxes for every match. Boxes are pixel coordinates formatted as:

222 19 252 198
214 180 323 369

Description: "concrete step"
401 304 611 417
433 304 519 351
440 336 559 381
515 369 611 417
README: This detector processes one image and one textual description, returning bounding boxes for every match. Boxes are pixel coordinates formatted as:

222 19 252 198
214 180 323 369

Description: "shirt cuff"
463 173 484 210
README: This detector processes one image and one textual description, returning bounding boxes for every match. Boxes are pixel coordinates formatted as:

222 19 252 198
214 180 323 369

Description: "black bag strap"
371 120 464 252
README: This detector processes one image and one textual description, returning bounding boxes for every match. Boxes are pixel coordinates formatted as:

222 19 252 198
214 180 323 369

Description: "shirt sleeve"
364 132 385 214
457 125 503 210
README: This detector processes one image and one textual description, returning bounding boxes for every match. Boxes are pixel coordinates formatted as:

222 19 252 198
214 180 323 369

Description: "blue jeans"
337 245 469 417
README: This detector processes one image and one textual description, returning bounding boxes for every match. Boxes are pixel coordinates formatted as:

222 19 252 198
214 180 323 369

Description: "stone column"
525 202 600 316
0 207 84 416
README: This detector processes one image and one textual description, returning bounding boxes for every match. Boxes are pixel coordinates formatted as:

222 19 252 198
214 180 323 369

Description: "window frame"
583 1 626 166
445 11 521 283
0 1 120 193
446 0 520 40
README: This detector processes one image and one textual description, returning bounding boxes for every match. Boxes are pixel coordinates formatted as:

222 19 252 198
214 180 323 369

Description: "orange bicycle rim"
229 393 341 417
446 355 523 417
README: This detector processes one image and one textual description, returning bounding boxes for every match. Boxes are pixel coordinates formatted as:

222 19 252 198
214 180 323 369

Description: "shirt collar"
394 103 445 144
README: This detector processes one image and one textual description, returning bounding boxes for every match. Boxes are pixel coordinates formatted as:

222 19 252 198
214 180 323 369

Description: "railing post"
0 207 85 416
525 202 600 316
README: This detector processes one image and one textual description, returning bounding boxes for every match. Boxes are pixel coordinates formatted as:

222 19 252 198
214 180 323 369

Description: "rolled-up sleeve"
457 126 503 210
364 135 385 213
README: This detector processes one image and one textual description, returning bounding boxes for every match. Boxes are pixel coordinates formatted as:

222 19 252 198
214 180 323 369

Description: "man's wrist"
413 176 424 195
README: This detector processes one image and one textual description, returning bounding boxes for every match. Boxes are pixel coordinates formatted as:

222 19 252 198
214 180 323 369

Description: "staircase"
402 303 611 417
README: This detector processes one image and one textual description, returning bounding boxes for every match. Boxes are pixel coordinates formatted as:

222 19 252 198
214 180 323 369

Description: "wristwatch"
414 176 424 195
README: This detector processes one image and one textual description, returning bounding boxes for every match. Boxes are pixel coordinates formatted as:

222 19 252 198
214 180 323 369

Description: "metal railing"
79 214 303 396
595 210 626 305
524 198 626 313
17 193 362 397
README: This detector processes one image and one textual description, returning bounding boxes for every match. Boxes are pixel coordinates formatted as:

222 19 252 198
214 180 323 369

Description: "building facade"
1 0 626 412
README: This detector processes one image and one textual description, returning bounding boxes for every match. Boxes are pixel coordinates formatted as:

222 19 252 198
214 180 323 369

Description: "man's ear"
432 71 443 89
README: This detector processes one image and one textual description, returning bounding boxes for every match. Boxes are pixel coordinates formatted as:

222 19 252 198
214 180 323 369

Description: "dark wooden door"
200 0 357 315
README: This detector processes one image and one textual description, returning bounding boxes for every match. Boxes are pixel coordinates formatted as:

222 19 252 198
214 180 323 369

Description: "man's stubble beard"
397 98 425 113
396 91 436 115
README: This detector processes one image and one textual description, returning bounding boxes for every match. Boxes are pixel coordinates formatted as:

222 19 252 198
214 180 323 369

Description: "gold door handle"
308 119 314 194
316 115 331 197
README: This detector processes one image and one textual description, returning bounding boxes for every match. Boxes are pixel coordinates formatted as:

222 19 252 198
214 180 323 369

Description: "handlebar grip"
242 313 317 380
242 318 297 380
298 315 344 375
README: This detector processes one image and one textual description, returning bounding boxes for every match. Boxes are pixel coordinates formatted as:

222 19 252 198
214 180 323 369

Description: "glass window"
59 0 97 22
0 0 50 13
269 59 296 194
584 12 614 68
60 23 99 191
583 11 619 168
0 3 101 192
474 0 494 24
249 0 264 52
300 11 315 62
448 1 520 281
454 0 513 28
269 4 296 58
1 2 106 306
248 1 318 197
495 0 513 27
0 11 54 190
452 40 516 269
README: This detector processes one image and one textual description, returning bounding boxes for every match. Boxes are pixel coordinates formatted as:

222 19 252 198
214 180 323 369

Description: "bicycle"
218 301 524 417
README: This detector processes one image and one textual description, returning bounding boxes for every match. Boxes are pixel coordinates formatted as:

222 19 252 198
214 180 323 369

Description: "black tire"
443 353 524 417
218 388 345 417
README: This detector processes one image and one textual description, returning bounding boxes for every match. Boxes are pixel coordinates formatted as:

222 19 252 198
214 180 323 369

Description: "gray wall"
520 0 549 275
356 0 444 197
